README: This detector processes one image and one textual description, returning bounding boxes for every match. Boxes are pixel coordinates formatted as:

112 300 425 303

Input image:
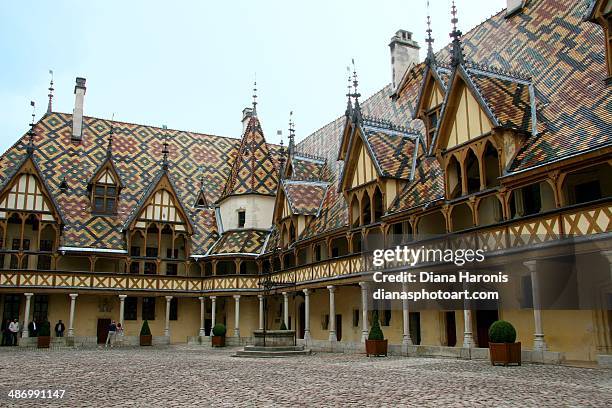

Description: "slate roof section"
363 125 419 180
208 229 269 255
289 153 326 181
388 157 445 214
219 115 279 200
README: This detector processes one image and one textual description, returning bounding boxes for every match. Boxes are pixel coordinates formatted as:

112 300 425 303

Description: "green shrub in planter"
140 320 152 336
212 324 226 337
368 312 385 341
279 321 287 330
38 320 51 337
489 320 516 343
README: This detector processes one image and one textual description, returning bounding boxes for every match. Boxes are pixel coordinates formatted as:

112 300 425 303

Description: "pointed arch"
465 148 481 195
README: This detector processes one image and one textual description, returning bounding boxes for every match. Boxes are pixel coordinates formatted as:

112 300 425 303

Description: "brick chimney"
506 0 527 17
389 30 420 90
242 107 253 134
71 77 86 142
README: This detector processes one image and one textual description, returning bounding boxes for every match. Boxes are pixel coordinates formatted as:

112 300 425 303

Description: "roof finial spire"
425 0 436 66
107 113 115 158
199 171 205 191
449 0 464 66
161 135 169 170
288 111 295 155
26 101 36 155
351 59 363 123
252 75 258 116
278 130 285 179
345 66 353 117
47 70 54 114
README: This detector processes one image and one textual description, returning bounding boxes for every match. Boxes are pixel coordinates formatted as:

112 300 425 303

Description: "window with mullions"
142 297 156 320
426 106 441 144
92 183 118 214
124 297 138 320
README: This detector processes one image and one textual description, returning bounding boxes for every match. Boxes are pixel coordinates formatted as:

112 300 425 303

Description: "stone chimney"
506 0 527 17
242 107 253 134
389 30 420 90
71 77 86 142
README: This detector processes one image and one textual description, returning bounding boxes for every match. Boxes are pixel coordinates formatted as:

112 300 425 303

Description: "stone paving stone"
0 345 610 407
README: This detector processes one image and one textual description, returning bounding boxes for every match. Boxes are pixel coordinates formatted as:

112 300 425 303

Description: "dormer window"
89 161 122 215
91 170 118 214
238 210 246 228
426 105 441 145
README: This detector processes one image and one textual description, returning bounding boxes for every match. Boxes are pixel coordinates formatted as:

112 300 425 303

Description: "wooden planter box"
489 342 521 366
37 336 51 348
365 339 388 357
212 336 225 347
140 335 152 346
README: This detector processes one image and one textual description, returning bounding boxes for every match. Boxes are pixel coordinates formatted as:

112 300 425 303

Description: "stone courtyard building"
0 0 611 364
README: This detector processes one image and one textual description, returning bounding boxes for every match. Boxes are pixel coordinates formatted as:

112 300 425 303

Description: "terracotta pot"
489 342 521 366
365 339 388 357
140 335 152 346
37 336 51 348
212 336 225 347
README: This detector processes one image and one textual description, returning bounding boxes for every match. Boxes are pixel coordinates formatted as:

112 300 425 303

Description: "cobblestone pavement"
0 345 610 407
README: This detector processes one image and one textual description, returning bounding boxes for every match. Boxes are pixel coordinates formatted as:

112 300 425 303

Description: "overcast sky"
0 0 505 153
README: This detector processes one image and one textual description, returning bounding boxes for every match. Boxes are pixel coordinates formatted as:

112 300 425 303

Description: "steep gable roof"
219 115 279 201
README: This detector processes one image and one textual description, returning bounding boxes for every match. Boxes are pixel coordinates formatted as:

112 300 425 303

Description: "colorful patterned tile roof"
208 229 269 255
388 156 445 214
283 180 328 216
0 113 281 254
288 153 326 181
363 126 419 180
219 115 279 200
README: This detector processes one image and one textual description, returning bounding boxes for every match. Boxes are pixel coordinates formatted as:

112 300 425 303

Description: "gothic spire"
345 66 353 118
425 0 436 66
449 0 464 67
288 111 295 155
106 114 114 158
252 79 258 117
278 130 286 179
161 135 169 170
351 59 363 123
26 101 36 156
46 70 54 114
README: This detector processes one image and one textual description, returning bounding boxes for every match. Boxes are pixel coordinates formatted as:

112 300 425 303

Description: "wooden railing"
0 200 609 294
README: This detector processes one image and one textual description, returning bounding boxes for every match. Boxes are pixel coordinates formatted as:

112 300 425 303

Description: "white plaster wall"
218 194 275 231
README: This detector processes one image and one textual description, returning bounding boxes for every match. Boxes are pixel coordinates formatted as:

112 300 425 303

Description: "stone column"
401 282 413 345
359 282 369 342
118 295 127 327
164 296 173 337
198 296 206 336
525 260 547 351
68 294 78 337
462 281 475 348
303 289 311 341
22 293 34 338
210 296 216 330
282 291 289 328
233 295 241 338
327 285 337 342
258 295 264 330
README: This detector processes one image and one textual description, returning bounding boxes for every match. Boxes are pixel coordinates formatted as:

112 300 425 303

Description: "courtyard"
0 346 610 407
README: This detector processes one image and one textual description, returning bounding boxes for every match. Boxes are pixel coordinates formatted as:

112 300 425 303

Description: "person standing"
105 320 117 347
55 320 65 337
116 322 124 345
8 319 19 346
28 319 38 337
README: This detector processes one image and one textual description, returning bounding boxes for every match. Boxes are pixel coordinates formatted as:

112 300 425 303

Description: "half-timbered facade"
0 0 611 363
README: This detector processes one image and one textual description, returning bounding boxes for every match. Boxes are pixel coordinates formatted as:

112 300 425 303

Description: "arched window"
447 156 462 199
450 203 474 232
477 196 503 226
350 195 360 227
416 211 446 238
373 187 384 222
465 149 480 195
509 181 555 218
289 222 297 243
483 142 500 188
362 194 372 225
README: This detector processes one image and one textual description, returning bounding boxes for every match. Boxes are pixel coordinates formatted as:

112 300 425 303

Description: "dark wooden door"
445 311 457 347
476 310 498 348
335 314 342 341
97 318 111 344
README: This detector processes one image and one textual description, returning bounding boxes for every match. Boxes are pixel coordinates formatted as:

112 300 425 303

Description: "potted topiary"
365 312 387 357
37 320 51 348
211 323 226 347
140 320 152 346
489 320 521 366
